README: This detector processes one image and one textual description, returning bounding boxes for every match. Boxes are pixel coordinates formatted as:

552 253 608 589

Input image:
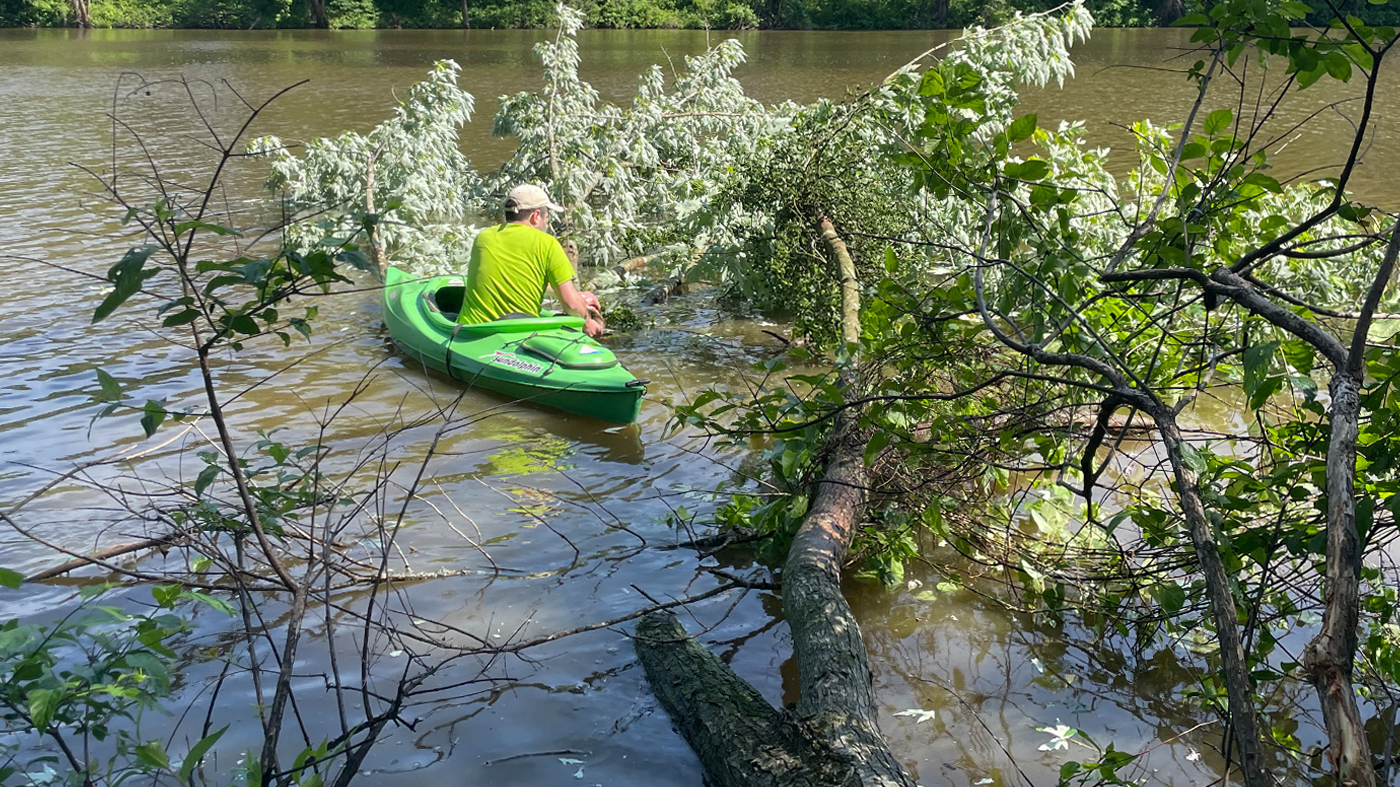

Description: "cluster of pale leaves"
251 60 484 273
249 2 1105 285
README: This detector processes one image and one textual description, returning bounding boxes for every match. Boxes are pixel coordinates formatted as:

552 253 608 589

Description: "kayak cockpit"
415 279 586 337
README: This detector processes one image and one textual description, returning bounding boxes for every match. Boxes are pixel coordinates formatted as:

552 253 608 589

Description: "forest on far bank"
7 0 1400 31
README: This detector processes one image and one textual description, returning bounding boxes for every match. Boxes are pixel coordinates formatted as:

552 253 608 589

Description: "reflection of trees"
849 577 1329 785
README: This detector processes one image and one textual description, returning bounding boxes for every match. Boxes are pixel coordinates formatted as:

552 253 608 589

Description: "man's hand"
555 279 606 337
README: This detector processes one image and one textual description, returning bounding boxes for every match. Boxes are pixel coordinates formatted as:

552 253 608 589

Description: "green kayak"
382 266 646 424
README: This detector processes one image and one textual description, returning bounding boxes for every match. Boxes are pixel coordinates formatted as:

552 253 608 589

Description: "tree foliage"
5 0 1399 28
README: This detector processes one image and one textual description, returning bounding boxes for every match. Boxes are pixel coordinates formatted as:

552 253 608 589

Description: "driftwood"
26 535 184 582
578 251 663 291
644 247 708 304
644 275 690 305
634 217 917 786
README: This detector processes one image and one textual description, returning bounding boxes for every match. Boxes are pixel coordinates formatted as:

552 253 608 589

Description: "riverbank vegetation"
7 0 1400 30
6 0 1400 784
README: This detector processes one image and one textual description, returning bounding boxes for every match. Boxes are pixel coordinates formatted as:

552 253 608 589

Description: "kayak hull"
382 267 645 424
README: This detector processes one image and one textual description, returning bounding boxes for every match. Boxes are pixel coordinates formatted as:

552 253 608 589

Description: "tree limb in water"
635 218 916 786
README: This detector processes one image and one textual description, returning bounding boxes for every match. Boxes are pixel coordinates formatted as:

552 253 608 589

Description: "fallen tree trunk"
634 217 916 786
635 420 914 786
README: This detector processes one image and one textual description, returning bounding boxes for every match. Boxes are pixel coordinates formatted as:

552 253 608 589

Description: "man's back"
458 223 575 324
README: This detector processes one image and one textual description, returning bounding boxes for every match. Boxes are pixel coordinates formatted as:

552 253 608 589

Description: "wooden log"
634 423 916 787
634 612 810 786
634 216 915 787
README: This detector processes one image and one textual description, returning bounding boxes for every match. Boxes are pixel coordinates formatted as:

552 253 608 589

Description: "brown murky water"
2 26 1396 786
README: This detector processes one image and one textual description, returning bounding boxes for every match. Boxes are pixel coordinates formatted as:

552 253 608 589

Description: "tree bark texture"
634 425 915 787
1302 227 1400 787
635 218 915 786
71 0 91 27
1151 410 1272 787
1305 371 1377 787
819 216 860 348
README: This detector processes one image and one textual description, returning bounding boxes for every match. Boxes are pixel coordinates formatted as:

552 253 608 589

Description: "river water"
2 26 1397 787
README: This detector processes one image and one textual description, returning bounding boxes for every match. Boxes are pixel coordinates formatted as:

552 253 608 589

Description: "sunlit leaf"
1203 108 1233 135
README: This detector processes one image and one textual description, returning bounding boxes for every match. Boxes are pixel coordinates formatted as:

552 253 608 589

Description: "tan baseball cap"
504 183 563 213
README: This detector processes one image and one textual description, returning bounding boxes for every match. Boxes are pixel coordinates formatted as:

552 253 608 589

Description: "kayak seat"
519 333 619 370
423 283 465 322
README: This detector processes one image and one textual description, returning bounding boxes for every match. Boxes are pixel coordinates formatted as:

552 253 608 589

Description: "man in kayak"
458 184 604 338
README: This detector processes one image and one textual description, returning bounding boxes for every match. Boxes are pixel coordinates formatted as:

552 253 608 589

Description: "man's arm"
553 279 604 338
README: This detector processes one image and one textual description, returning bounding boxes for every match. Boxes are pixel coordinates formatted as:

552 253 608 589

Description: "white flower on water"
893 708 938 724
1037 722 1078 751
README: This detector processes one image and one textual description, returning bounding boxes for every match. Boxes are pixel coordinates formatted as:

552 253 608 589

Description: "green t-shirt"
457 223 577 324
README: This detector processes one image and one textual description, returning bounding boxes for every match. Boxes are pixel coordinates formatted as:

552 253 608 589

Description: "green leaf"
134 740 171 771
1279 0 1312 17
336 248 374 273
124 650 172 694
865 430 891 466
1337 202 1373 224
1282 339 1315 375
95 369 123 403
1297 63 1328 89
1159 582 1187 613
1179 442 1208 475
1179 141 1207 160
1242 172 1282 192
173 220 242 238
28 688 60 731
203 274 246 296
1248 376 1286 410
1203 108 1234 136
194 465 219 498
179 726 228 783
162 309 201 328
1242 340 1281 401
141 399 168 438
1011 159 1050 181
93 246 157 323
1007 113 1038 143
152 584 181 609
1326 52 1354 82
1343 43 1375 70
0 568 22 589
244 754 262 787
918 69 946 97
180 591 236 617
229 314 260 335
